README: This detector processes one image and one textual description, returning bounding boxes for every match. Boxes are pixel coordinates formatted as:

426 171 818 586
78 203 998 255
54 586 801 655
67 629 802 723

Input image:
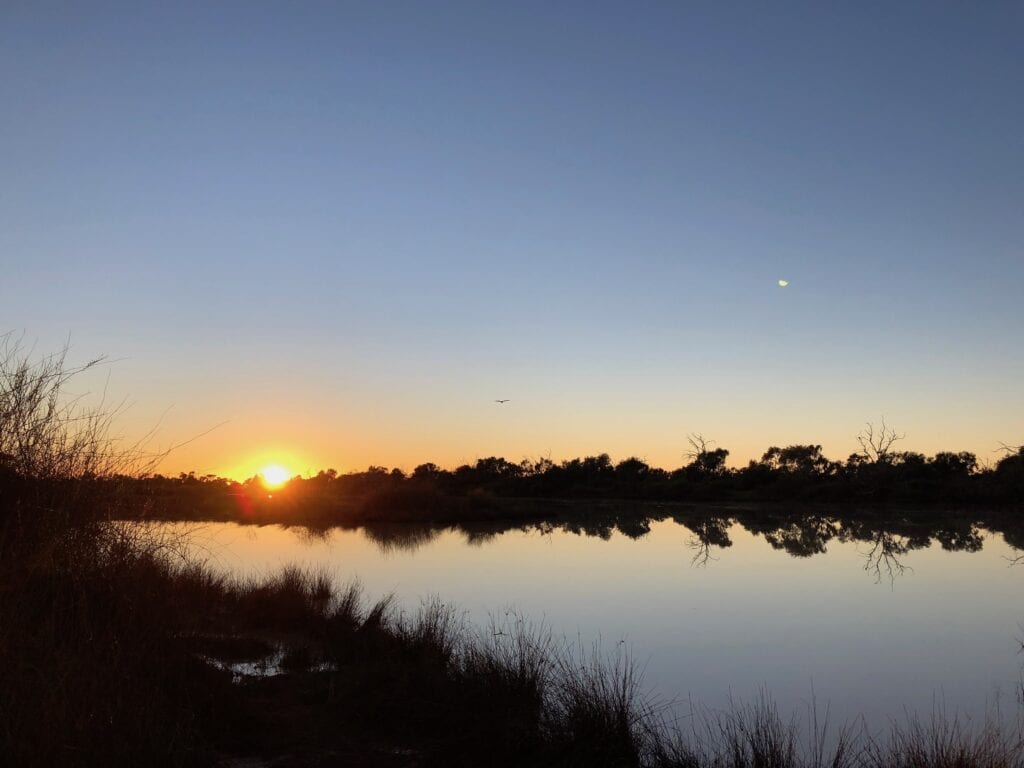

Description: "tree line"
113 427 1024 524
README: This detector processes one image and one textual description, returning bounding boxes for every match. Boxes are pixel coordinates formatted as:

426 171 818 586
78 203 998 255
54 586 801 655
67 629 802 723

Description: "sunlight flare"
260 464 291 488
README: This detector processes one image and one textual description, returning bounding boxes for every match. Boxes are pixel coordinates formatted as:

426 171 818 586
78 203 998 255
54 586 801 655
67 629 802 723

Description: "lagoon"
153 509 1024 731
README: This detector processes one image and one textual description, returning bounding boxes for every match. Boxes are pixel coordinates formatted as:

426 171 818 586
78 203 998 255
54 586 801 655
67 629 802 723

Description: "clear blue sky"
2 1 1022 477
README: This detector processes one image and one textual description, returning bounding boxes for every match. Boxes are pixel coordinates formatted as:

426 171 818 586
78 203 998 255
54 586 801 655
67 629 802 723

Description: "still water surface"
156 513 1024 729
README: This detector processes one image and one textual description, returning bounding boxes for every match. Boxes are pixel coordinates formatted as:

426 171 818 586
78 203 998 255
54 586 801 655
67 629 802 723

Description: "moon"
778 279 789 287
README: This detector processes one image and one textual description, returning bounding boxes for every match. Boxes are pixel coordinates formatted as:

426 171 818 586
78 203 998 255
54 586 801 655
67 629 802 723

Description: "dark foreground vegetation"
4 340 1024 766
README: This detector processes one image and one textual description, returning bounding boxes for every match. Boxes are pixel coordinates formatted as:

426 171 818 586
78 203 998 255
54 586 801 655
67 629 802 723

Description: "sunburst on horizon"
260 464 292 488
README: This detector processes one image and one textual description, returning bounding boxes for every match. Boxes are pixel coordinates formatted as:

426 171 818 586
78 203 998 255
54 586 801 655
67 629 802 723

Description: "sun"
260 464 291 488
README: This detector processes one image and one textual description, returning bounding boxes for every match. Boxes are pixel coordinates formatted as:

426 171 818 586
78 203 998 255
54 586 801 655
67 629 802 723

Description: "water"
152 509 1024 729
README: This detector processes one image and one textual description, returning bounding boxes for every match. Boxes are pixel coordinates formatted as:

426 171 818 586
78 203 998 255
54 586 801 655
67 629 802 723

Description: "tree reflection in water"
675 514 733 567
295 505 1022 584
361 522 442 554
859 531 914 585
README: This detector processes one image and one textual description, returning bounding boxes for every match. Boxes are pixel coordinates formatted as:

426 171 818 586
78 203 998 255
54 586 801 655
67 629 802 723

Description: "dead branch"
856 418 905 463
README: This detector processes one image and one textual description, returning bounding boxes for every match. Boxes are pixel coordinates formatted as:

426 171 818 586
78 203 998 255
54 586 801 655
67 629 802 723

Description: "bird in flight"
494 399 510 404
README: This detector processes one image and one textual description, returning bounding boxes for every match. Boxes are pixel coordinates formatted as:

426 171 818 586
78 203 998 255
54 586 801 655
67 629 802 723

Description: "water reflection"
857 530 914 584
329 507 1018 583
247 505 1024 587
680 515 732 566
362 522 443 553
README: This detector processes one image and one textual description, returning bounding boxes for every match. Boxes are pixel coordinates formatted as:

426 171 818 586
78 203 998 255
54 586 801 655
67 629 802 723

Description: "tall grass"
0 337 227 766
0 334 123 480
649 692 860 768
862 708 1024 768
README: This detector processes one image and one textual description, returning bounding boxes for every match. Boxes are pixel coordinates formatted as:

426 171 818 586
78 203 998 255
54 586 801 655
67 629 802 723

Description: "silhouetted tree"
615 457 651 480
614 457 651 495
553 454 615 494
891 451 927 468
760 444 836 476
412 463 444 482
996 445 1024 475
995 445 1024 500
524 456 554 475
473 457 523 481
856 419 905 464
930 451 978 477
683 434 729 478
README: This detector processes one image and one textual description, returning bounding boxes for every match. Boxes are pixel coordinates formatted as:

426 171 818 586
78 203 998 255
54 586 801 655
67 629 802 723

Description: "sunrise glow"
260 464 291 488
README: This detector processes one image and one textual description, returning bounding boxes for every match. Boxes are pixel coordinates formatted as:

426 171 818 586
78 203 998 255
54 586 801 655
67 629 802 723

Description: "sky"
2 1 1022 480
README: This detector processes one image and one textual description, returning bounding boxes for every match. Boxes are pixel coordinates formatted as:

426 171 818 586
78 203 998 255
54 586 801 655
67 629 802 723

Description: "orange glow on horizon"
259 464 292 488
152 415 1012 484
211 446 316 485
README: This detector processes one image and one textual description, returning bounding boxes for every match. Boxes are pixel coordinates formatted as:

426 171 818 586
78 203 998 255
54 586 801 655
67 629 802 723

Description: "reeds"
861 707 1024 768
649 691 860 768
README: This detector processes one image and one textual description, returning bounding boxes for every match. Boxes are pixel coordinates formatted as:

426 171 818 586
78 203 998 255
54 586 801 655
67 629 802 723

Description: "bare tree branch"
685 433 713 461
856 418 905 464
